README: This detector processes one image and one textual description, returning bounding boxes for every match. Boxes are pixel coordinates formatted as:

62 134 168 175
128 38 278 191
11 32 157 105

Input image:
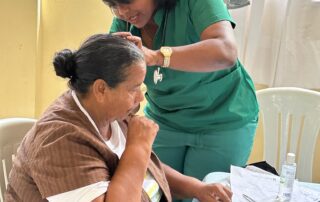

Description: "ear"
91 79 108 103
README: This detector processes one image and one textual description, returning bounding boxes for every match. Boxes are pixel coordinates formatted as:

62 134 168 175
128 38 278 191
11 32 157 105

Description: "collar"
71 90 101 136
129 8 166 33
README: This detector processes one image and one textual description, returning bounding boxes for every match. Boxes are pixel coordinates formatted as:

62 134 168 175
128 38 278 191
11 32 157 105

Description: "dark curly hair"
102 0 177 10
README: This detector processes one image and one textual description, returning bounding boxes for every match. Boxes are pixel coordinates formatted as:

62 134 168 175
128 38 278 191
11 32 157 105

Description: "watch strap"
163 56 170 67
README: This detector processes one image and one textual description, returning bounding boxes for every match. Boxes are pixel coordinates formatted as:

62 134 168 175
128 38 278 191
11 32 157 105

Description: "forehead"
123 61 146 81
127 60 146 73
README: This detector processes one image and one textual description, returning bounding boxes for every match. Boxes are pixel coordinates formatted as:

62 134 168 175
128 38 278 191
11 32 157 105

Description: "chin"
117 116 126 121
133 19 149 28
115 114 127 121
119 112 133 121
133 23 145 29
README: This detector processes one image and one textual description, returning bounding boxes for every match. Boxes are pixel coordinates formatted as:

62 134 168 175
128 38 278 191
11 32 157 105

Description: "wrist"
155 50 164 66
159 46 172 67
122 145 151 171
125 144 152 160
192 181 205 200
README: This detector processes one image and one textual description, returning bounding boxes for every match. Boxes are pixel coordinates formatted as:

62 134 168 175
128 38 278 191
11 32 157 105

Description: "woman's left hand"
195 183 232 202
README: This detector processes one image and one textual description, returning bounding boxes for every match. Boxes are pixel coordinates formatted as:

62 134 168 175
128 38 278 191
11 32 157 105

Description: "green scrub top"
110 0 259 133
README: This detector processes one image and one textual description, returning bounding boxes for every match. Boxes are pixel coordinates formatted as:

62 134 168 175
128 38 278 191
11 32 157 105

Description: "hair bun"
53 49 76 79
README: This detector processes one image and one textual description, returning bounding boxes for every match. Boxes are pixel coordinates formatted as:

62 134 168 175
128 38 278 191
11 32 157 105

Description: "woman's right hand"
112 32 142 49
104 116 159 202
112 32 161 66
126 115 159 151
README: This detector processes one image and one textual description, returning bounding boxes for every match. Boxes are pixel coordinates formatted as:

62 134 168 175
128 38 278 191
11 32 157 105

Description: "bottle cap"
287 153 295 164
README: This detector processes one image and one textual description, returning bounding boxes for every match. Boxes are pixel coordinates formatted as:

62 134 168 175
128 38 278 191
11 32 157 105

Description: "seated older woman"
5 34 231 202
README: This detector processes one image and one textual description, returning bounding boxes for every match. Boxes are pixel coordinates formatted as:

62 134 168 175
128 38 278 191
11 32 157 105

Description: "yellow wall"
0 0 112 118
0 0 37 118
37 0 113 116
0 1 319 183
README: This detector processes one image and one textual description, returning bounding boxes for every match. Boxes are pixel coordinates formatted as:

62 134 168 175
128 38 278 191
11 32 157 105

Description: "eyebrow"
133 83 142 88
126 82 141 89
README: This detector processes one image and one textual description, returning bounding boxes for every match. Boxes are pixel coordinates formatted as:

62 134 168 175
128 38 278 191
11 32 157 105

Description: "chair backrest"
0 118 36 201
256 87 320 182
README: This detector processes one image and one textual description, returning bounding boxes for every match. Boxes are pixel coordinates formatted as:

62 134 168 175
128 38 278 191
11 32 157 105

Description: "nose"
135 88 144 103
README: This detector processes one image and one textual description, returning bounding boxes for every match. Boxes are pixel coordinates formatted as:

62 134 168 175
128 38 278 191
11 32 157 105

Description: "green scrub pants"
152 120 257 202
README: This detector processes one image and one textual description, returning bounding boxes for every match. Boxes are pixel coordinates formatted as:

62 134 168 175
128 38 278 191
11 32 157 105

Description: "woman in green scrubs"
105 0 259 191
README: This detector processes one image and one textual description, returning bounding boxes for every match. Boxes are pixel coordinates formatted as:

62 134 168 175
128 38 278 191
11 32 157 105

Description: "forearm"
163 164 203 199
155 38 237 72
106 146 151 201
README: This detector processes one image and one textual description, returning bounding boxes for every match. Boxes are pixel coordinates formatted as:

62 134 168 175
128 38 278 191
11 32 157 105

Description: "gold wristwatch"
160 46 172 68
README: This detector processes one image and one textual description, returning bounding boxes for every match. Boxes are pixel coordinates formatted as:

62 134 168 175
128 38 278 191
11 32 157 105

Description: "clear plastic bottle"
277 153 297 202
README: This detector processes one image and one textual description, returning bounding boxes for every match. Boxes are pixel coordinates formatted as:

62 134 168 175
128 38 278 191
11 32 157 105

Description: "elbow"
227 45 238 67
210 38 238 70
221 42 238 68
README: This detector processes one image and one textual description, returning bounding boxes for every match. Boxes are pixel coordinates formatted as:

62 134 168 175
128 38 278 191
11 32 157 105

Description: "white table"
192 172 320 202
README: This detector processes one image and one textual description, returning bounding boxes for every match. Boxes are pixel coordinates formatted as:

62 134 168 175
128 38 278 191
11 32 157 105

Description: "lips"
127 14 139 24
127 105 140 116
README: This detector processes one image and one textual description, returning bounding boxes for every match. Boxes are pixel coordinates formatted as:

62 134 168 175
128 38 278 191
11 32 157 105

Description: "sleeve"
109 17 128 33
188 0 236 35
29 125 111 198
47 181 109 202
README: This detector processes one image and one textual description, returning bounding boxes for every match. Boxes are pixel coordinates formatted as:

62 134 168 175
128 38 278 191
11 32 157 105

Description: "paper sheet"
230 165 320 202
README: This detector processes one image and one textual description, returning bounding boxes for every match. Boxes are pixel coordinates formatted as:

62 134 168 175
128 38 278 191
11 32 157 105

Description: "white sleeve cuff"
47 181 109 202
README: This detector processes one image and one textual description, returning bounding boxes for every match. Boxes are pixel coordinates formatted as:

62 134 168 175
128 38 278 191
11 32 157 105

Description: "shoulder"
35 91 98 141
26 95 106 160
180 0 235 33
26 121 116 197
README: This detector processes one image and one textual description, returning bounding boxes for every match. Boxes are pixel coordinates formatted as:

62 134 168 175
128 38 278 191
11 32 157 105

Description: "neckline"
71 90 114 142
127 8 168 46
71 91 126 158
71 91 101 136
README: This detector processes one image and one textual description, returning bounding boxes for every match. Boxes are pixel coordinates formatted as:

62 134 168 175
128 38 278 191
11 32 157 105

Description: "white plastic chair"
256 87 320 182
0 118 36 201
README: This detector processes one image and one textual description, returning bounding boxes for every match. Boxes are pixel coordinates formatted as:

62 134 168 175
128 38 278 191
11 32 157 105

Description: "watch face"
161 47 172 56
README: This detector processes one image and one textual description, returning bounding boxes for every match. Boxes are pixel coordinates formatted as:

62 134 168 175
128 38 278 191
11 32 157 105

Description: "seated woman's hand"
126 116 159 151
196 183 232 202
